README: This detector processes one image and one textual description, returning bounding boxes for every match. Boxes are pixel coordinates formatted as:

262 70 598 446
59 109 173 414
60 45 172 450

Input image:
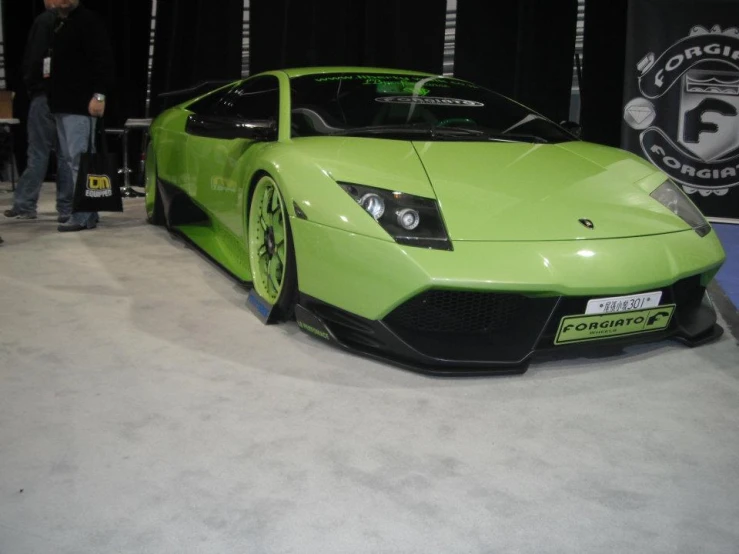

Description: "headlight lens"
339 182 452 250
650 180 711 237
397 208 421 230
359 193 385 220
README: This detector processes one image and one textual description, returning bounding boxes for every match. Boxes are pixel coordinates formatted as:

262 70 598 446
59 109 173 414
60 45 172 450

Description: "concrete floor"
1 184 738 554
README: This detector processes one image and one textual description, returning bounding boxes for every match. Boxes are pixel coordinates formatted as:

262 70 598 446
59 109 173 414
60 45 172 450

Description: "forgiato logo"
376 96 484 107
555 305 676 345
624 25 739 196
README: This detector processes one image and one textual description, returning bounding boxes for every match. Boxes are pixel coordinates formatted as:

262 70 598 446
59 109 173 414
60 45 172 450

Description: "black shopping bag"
72 117 123 212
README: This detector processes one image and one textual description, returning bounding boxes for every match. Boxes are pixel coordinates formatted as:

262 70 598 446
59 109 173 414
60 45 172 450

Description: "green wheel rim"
248 176 288 304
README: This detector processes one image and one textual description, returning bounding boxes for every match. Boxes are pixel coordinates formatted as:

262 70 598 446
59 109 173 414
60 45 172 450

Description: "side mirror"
186 114 277 140
560 120 583 138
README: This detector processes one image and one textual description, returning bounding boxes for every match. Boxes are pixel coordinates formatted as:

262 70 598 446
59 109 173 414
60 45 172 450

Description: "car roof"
273 66 439 79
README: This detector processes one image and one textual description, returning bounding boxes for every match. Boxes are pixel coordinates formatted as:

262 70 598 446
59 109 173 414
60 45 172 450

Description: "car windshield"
289 73 576 143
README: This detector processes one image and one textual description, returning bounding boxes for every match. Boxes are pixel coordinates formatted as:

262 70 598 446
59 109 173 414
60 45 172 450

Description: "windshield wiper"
330 125 495 141
429 126 487 137
495 132 550 144
329 124 434 137
427 126 550 143
329 124 549 143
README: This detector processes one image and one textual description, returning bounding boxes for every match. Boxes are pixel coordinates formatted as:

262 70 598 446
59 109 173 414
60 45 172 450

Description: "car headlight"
650 180 711 237
339 182 452 250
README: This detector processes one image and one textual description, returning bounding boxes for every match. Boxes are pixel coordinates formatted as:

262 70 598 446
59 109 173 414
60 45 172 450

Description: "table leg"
120 127 143 198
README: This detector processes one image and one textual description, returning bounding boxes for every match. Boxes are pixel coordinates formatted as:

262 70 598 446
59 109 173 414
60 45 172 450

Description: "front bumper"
295 275 722 375
291 220 725 374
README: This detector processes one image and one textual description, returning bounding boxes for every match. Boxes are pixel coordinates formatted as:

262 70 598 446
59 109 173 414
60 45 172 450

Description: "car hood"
411 140 689 241
288 137 436 198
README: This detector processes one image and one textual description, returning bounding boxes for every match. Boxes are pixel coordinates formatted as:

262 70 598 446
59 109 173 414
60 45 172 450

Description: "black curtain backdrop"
250 0 446 76
579 0 629 146
1 0 150 173
1 0 45 174
454 0 578 123
83 0 152 128
84 0 152 179
150 0 243 117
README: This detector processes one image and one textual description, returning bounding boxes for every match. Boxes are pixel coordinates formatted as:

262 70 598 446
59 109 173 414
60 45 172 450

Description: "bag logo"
86 174 113 198
624 26 739 197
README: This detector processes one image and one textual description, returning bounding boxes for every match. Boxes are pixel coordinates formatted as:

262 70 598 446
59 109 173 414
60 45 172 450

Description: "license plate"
555 305 676 345
585 291 662 314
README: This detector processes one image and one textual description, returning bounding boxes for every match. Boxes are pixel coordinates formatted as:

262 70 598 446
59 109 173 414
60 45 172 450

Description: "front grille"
383 290 558 363
385 290 524 334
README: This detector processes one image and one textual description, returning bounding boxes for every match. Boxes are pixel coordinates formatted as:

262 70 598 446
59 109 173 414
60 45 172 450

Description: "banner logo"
86 174 113 198
624 26 739 196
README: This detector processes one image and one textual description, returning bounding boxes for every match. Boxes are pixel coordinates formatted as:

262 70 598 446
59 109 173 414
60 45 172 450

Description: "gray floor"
1 184 738 554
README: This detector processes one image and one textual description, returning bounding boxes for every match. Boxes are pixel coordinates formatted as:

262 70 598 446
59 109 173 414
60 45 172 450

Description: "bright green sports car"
145 67 726 374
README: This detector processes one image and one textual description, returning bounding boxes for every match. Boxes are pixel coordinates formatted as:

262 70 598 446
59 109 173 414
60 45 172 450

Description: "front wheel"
247 175 297 320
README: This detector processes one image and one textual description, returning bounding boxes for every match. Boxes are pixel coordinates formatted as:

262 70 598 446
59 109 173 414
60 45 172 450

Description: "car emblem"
579 218 595 229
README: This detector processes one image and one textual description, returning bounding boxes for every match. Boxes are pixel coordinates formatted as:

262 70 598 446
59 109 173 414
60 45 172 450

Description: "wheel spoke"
274 247 285 265
259 255 269 284
260 186 274 225
267 258 281 294
272 224 284 248
270 188 281 213
268 275 279 295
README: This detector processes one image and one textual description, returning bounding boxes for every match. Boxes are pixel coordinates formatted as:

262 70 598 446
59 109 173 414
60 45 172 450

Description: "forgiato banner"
622 0 739 219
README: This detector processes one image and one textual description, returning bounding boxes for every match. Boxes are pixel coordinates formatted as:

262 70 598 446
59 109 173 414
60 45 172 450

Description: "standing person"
3 0 74 222
49 0 114 232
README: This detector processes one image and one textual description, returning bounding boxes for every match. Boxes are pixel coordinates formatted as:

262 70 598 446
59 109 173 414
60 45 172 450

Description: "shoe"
58 219 97 232
58 214 71 223
58 223 88 232
3 208 37 219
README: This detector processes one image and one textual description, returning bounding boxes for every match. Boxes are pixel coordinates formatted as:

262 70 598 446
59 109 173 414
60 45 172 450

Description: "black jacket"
48 5 115 115
22 10 57 98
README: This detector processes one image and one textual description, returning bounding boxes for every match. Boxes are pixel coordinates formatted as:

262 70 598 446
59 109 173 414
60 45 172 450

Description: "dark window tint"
290 73 575 143
186 84 236 115
210 76 280 121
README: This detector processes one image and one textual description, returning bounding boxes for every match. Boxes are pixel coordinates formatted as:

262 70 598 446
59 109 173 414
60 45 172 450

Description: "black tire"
145 143 165 226
276 215 298 321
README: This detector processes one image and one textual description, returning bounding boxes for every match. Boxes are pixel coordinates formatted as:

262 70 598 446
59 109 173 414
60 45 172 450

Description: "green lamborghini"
145 67 726 374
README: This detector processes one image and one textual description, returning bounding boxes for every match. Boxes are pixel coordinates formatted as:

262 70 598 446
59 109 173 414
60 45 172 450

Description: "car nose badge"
579 218 595 229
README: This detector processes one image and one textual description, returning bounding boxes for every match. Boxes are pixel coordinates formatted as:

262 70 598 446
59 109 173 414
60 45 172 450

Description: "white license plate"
585 291 663 314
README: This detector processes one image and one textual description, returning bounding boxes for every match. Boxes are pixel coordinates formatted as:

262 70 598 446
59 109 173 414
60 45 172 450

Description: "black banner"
622 0 739 219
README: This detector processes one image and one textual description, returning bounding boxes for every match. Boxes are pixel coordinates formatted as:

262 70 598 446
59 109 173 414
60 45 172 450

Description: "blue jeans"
55 114 99 227
13 95 74 216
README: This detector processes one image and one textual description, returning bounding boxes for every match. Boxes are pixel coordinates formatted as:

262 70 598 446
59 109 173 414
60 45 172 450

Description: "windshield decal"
375 96 484 107
315 74 424 83
313 74 480 89
376 81 430 95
